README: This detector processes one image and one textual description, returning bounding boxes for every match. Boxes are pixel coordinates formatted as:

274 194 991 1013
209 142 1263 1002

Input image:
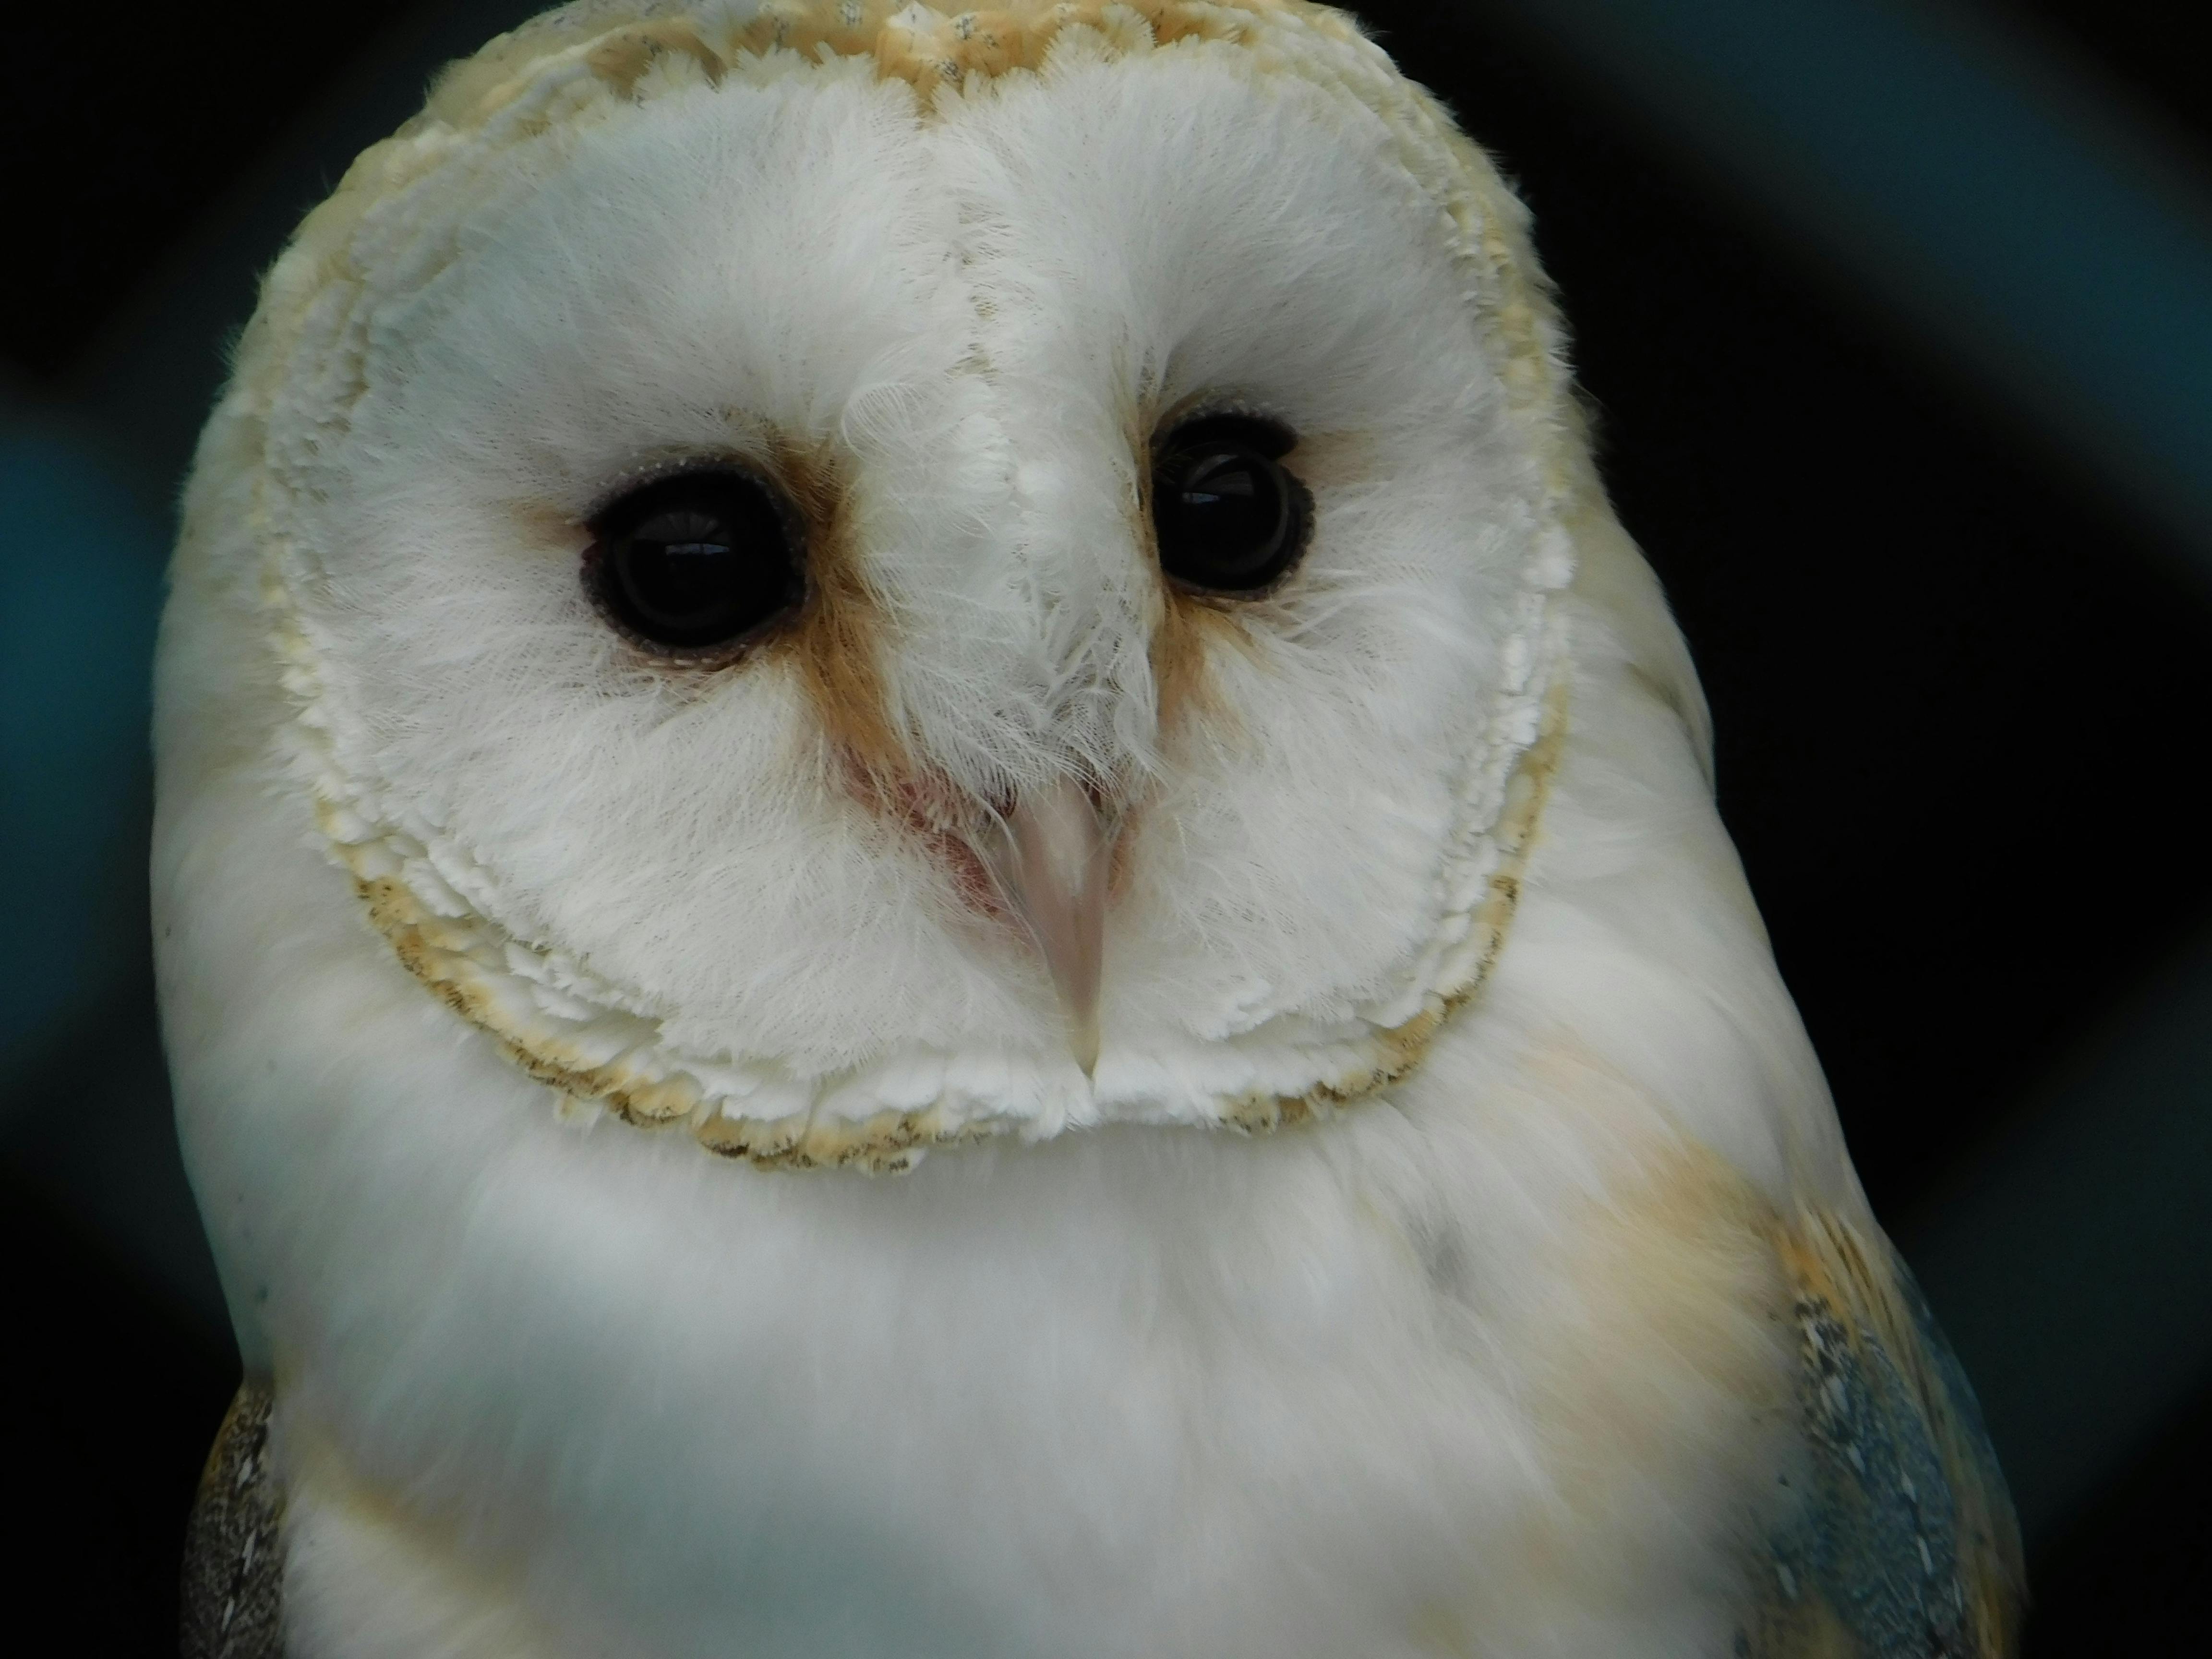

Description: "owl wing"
182 1378 285 1659
1745 1210 2025 1659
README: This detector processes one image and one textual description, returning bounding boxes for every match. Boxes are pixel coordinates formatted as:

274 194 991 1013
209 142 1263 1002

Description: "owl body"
155 4 2019 1655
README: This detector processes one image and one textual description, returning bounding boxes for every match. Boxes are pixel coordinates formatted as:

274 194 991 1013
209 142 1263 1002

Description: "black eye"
587 468 803 652
1150 414 1310 594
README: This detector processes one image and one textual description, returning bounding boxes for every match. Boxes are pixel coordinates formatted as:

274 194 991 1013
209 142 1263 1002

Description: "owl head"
169 0 1659 1170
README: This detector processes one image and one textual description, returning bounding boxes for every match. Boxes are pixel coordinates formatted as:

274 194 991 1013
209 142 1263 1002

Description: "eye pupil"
590 471 801 651
1152 416 1309 593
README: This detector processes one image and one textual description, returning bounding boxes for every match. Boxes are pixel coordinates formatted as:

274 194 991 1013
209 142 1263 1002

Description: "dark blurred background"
4 0 2209 1649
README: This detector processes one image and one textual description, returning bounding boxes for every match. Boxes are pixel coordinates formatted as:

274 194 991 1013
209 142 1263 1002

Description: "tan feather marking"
276 1419 556 1656
519 441 901 768
1149 588 1246 741
731 0 1267 97
585 20 726 94
1394 1133 1794 1653
1133 397 1234 743
765 442 1014 917
766 439 906 787
1145 427 1357 757
421 3 1369 138
1530 1134 1795 1479
357 841 992 1170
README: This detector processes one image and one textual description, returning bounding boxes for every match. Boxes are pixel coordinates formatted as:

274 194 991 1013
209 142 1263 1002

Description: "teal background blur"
0 432 162 1060
4 0 2210 1648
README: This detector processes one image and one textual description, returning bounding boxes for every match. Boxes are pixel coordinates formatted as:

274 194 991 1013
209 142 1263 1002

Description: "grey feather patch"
181 1378 283 1659
1743 1240 2021 1658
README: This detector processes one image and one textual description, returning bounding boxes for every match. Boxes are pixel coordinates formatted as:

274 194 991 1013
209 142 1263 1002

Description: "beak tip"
987 774 1115 1085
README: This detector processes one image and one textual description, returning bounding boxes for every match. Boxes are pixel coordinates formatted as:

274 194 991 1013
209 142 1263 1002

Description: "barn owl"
156 1 2022 1654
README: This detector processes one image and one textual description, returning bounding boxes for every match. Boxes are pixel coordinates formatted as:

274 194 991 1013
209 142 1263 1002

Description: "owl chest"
265 1080 1792 1659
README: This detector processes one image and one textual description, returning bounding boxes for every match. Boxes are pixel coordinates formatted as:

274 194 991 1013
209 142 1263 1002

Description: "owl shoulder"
1744 1209 2025 1659
182 1377 285 1659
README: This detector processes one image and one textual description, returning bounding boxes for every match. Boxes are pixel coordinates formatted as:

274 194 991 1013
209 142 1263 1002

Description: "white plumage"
156 4 2020 1655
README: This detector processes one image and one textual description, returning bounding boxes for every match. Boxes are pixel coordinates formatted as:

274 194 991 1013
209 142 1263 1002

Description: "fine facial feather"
155 1 2020 1653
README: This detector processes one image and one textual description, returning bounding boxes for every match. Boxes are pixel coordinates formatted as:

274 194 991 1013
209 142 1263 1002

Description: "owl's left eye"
587 468 803 653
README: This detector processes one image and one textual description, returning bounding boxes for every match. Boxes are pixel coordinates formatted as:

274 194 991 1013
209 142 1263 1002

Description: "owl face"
246 0 1578 1166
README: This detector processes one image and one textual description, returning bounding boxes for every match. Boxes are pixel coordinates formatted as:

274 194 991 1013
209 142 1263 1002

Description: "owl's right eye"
1149 413 1310 595
587 468 803 653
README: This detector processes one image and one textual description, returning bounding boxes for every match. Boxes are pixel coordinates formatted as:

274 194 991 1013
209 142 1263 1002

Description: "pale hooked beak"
986 776 1114 1075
